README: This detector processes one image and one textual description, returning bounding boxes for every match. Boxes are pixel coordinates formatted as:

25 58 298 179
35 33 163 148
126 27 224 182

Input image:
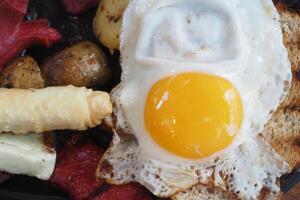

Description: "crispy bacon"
61 0 100 15
50 135 105 200
93 183 152 200
0 0 61 69
0 172 12 184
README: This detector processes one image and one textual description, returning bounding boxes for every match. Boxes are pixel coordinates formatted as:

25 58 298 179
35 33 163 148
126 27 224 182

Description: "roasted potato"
41 41 111 88
93 0 129 50
0 56 45 89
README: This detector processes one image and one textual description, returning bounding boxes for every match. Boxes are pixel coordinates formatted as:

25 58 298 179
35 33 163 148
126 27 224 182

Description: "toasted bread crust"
171 184 240 200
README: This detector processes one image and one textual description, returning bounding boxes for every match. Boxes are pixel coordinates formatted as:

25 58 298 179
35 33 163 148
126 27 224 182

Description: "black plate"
0 176 69 200
0 169 299 200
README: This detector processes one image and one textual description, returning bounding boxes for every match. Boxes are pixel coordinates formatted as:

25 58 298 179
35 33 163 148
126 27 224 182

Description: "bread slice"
172 2 300 200
172 184 238 200
262 1 300 170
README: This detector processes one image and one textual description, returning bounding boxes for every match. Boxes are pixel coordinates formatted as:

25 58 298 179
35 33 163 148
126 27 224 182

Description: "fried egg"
97 0 292 199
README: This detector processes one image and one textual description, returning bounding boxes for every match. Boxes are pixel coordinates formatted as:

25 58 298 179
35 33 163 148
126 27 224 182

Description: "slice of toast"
172 2 300 200
262 1 300 170
172 184 237 200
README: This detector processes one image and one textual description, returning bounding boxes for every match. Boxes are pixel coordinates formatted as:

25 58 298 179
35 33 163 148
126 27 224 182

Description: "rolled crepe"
0 85 112 134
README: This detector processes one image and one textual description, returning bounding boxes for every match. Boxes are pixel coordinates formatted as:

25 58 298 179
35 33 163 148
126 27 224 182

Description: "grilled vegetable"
93 0 129 50
0 56 44 89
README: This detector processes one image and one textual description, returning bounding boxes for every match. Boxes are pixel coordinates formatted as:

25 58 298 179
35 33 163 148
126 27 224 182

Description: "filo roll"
0 85 112 134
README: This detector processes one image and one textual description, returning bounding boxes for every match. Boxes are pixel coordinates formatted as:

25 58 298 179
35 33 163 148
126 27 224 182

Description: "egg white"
98 0 292 199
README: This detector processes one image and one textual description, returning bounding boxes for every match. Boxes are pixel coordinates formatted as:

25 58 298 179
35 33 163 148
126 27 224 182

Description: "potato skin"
0 56 45 89
93 0 129 50
42 41 111 88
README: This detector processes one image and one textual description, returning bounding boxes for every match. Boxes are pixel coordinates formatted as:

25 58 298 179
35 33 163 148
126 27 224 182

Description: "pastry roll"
0 85 112 134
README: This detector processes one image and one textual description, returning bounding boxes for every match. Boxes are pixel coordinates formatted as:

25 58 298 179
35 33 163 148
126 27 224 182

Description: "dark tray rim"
0 169 298 200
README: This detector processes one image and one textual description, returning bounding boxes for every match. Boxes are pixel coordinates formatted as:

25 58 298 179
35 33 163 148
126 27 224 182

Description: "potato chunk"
93 0 129 50
0 56 44 89
42 41 111 88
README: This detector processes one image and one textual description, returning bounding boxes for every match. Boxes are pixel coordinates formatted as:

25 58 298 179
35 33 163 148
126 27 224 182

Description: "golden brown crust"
0 86 112 134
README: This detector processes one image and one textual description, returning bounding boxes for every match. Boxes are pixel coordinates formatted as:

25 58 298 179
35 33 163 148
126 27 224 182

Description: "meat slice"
61 0 100 15
93 183 152 200
50 135 105 200
0 0 61 69
50 134 153 200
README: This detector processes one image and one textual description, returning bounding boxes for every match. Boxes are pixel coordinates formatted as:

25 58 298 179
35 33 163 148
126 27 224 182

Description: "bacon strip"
0 0 61 69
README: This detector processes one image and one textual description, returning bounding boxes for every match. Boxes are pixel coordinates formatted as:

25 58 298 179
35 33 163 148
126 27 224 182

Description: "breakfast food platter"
0 0 299 200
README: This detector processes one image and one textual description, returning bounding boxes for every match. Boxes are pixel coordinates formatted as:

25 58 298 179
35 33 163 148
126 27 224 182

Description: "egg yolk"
144 73 243 159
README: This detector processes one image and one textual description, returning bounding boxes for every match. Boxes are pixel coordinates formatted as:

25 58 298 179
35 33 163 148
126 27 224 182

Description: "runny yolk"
144 72 243 159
